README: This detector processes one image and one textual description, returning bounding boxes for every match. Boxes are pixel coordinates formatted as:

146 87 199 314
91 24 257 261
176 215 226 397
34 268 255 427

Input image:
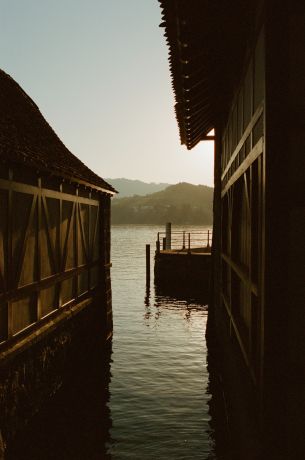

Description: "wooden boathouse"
0 69 115 453
159 1 305 458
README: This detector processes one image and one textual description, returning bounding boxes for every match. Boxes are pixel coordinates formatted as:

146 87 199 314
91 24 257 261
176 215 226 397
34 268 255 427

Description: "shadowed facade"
159 1 305 458
0 69 115 453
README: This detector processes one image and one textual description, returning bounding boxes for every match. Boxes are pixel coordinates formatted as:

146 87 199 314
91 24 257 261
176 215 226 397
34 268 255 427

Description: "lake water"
9 224 228 460
108 225 217 459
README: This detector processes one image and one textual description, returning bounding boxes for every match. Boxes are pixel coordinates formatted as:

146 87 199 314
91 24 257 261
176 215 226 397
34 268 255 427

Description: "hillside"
111 182 213 225
105 178 171 198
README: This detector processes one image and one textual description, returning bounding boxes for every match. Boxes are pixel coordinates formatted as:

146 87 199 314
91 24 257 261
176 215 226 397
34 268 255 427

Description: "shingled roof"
0 69 115 194
159 0 255 149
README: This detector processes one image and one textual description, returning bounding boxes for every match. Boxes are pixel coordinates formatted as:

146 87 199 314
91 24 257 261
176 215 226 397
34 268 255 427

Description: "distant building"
0 69 115 450
159 1 305 458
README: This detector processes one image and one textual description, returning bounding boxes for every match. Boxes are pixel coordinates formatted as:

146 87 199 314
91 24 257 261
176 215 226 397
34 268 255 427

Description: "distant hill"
111 182 213 225
105 178 171 198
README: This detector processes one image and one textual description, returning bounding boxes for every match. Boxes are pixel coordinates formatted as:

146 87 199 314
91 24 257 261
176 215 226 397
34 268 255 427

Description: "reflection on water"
9 225 229 459
145 290 209 328
108 225 226 460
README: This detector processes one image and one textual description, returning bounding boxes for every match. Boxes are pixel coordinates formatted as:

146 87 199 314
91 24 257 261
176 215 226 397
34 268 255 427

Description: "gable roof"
0 69 116 194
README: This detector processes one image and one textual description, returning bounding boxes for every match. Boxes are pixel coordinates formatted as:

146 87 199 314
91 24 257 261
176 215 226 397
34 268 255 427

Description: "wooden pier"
154 229 212 297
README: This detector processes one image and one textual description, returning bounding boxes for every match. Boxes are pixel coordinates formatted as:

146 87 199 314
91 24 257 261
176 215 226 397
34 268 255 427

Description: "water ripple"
109 225 216 460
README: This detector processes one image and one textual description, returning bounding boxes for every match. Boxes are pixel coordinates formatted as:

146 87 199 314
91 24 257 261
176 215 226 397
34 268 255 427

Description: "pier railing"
156 230 212 252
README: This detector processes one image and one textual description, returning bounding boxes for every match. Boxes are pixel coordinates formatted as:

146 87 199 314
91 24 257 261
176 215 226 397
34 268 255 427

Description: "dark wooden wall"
215 5 305 455
219 27 265 387
0 164 111 345
262 4 305 456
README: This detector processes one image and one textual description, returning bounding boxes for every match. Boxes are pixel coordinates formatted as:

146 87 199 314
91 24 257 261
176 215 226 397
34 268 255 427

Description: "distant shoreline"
110 181 213 226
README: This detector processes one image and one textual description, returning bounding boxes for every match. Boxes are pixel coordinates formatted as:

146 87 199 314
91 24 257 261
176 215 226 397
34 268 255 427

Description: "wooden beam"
61 202 76 272
0 179 99 205
37 177 42 321
91 206 100 262
7 169 13 338
222 293 257 384
0 261 101 304
14 194 38 289
222 252 258 296
221 138 263 197
78 203 89 265
221 103 264 180
42 196 58 273
243 172 251 212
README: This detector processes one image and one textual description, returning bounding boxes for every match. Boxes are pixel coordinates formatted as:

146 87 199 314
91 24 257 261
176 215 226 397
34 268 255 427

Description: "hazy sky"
1 0 214 186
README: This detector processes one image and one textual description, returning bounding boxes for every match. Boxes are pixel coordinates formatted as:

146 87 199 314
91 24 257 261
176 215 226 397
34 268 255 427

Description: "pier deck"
154 230 212 297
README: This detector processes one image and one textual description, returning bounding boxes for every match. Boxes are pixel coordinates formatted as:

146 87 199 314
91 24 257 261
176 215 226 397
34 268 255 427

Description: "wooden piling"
166 222 171 249
146 244 150 283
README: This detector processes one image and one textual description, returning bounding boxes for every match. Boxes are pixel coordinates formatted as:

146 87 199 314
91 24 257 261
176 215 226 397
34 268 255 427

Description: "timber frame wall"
216 6 305 455
220 26 265 388
158 0 305 455
0 162 112 350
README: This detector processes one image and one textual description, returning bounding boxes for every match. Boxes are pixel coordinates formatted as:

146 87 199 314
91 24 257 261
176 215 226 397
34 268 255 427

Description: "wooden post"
162 237 166 250
146 244 150 283
156 232 160 253
188 233 191 253
166 222 171 250
183 231 186 249
207 230 210 248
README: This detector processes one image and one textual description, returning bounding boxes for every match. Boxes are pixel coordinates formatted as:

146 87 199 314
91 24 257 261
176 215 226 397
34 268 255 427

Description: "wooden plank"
37 178 42 320
58 185 63 306
0 179 99 205
91 206 100 261
41 196 58 273
61 202 76 271
222 293 257 384
14 195 37 288
7 169 13 337
221 138 263 197
228 188 233 315
0 261 101 303
78 203 89 264
74 188 79 296
221 103 264 180
222 252 258 296
258 141 266 390
0 296 94 358
88 202 92 288
243 172 251 212
0 269 4 293
59 173 115 196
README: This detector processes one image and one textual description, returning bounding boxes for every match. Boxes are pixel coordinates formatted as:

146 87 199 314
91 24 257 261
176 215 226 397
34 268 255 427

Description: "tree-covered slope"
111 182 213 224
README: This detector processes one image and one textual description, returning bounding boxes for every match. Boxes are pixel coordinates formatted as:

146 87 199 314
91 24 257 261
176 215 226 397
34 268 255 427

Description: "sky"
0 0 214 186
